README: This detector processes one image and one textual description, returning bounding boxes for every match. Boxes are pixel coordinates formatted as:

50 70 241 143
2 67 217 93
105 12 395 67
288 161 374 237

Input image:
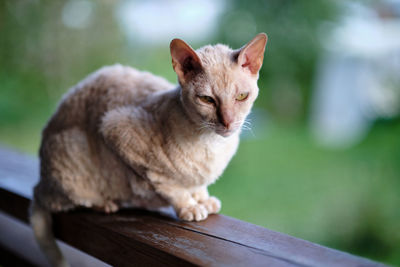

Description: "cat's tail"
30 201 70 267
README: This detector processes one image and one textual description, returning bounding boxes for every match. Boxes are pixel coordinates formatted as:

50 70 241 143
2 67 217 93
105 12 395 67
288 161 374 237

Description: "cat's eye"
198 95 215 105
236 92 249 101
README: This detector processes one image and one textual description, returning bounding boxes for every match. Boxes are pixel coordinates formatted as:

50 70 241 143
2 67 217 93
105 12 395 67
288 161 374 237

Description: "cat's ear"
236 33 268 76
170 39 202 84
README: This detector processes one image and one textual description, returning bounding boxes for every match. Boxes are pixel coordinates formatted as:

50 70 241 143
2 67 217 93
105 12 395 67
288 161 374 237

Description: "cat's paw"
178 204 208 221
103 201 119 213
201 196 221 214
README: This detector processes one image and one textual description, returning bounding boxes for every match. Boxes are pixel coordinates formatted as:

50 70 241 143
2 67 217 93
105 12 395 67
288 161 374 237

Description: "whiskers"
237 118 255 136
197 121 216 132
197 118 254 136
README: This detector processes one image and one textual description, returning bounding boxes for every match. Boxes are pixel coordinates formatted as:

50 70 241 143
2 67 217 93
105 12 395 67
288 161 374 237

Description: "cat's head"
170 33 267 137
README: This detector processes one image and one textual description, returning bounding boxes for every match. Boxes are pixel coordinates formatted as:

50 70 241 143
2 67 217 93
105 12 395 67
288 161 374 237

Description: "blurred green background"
1 0 399 265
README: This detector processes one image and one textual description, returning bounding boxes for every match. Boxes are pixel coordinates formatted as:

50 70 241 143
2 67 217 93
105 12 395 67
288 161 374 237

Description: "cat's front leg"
147 172 208 221
158 183 208 221
192 187 221 215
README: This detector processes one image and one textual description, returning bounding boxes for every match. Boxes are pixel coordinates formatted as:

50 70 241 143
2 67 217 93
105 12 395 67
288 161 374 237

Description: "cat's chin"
215 129 236 137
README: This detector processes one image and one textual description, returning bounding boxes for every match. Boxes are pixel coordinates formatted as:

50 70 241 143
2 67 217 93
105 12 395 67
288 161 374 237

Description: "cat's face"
181 59 259 137
171 34 267 137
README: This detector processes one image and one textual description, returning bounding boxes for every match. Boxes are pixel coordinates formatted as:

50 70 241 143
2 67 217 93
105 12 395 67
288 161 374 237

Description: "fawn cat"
30 33 267 267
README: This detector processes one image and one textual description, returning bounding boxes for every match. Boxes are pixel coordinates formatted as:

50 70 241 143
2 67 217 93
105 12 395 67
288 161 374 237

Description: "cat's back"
44 64 175 135
88 64 175 103
84 64 175 98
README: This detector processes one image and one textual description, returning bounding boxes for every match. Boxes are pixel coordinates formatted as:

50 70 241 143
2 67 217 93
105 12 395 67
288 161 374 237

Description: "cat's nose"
218 107 234 130
221 118 233 130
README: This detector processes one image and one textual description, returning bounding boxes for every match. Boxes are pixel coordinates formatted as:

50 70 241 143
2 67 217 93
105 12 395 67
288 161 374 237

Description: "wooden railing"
0 146 383 267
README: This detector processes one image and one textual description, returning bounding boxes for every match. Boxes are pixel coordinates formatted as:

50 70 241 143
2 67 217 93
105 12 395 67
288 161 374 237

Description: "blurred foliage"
0 0 399 265
216 0 338 124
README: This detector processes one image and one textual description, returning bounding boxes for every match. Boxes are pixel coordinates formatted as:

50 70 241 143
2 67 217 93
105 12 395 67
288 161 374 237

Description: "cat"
30 33 267 267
